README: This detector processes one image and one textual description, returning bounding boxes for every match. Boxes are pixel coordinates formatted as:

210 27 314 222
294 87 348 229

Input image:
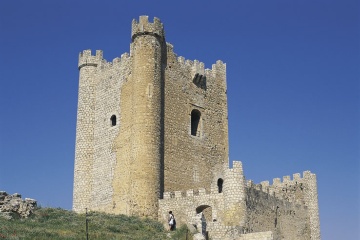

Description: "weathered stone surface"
73 16 228 217
72 16 320 240
0 192 37 218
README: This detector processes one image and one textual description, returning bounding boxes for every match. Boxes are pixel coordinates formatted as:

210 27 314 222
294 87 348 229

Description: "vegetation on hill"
0 207 193 240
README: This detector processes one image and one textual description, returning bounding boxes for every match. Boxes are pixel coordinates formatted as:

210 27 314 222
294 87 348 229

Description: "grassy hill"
0 208 192 240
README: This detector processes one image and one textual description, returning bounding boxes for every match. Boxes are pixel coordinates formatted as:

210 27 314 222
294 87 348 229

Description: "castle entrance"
194 205 212 240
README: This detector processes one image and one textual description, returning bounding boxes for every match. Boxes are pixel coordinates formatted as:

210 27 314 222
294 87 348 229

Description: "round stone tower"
112 16 166 218
222 161 246 226
73 50 103 212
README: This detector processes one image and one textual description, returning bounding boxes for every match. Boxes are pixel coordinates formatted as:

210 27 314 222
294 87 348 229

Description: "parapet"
174 55 226 81
131 16 164 41
110 53 130 66
165 40 226 87
212 60 226 74
270 171 313 187
78 49 103 69
224 161 243 174
246 171 317 198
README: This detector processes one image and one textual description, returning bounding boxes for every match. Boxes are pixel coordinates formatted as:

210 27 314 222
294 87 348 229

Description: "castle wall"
159 162 319 240
91 54 130 212
73 17 320 240
159 189 223 227
158 162 244 240
163 45 229 193
244 171 320 240
244 183 310 240
74 49 132 213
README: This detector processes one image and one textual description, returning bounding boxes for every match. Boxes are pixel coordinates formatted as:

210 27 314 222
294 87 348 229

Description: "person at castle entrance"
168 211 176 231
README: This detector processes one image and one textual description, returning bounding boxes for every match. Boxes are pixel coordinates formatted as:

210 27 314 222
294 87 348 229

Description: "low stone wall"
0 191 37 219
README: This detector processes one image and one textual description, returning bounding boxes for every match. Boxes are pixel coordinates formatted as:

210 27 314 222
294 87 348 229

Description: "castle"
73 16 320 240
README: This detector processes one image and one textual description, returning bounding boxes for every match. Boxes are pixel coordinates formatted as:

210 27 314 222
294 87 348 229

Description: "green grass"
0 208 193 240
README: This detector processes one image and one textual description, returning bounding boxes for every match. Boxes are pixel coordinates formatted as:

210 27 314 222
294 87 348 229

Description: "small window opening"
217 178 223 193
191 109 201 136
110 115 117 126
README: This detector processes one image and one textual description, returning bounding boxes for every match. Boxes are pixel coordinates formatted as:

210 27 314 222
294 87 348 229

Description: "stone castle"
73 16 320 240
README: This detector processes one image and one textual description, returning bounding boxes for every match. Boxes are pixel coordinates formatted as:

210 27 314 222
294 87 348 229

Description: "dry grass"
0 207 193 240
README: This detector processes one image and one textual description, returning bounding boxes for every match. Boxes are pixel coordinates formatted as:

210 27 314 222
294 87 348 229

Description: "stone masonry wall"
112 16 165 218
159 188 224 238
73 49 131 213
159 162 244 240
222 161 246 226
159 162 319 240
245 183 310 240
73 50 102 213
73 16 229 216
91 53 130 212
244 171 320 240
163 44 229 193
302 172 321 240
73 17 320 240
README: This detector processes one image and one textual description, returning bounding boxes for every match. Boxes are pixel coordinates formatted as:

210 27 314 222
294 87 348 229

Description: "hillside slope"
0 208 191 240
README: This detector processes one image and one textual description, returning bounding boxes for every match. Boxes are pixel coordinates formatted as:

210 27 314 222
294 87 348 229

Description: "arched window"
191 109 201 136
217 178 223 193
110 115 117 126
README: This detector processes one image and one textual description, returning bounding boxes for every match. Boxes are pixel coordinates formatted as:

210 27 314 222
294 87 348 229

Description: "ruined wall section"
244 172 318 240
91 53 131 212
163 44 229 193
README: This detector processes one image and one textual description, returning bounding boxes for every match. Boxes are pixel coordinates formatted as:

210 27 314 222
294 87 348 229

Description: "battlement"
90 52 131 72
165 41 226 85
212 60 226 73
230 161 243 172
246 170 316 202
112 52 129 65
247 171 314 189
131 16 164 40
78 49 103 69
174 55 226 80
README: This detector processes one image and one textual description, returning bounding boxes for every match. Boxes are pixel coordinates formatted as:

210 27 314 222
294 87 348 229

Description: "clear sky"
0 0 358 239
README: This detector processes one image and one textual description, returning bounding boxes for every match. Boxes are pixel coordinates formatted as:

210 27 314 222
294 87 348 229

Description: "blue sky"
0 0 358 239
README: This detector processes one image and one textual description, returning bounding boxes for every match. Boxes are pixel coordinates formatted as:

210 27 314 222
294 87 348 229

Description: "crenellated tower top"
78 49 103 70
131 15 165 41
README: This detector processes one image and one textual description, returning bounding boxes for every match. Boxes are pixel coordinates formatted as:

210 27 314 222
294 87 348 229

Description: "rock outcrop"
0 191 37 219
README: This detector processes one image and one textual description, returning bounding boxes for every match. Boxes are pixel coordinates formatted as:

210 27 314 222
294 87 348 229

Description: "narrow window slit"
111 115 117 126
217 178 223 193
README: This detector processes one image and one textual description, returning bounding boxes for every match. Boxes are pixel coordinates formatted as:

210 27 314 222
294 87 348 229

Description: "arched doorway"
195 205 212 240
